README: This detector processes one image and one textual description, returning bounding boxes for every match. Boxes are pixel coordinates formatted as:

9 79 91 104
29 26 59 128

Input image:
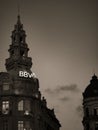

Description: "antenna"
17 0 20 15
92 0 98 75
95 0 98 74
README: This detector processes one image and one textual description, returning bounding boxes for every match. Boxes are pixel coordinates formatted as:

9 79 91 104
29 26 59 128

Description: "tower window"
20 50 25 57
18 121 24 130
18 100 24 111
3 120 8 130
2 101 9 114
20 37 23 43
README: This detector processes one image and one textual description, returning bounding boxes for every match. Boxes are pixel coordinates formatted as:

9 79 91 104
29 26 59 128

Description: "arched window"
18 100 24 111
18 100 31 112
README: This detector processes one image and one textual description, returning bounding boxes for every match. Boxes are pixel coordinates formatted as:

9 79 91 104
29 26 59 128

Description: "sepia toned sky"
0 0 98 130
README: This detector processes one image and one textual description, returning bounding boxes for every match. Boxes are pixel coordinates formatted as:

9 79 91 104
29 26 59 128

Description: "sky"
0 0 98 130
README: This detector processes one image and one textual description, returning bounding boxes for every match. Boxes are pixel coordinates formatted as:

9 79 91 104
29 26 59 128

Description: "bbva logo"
19 71 36 78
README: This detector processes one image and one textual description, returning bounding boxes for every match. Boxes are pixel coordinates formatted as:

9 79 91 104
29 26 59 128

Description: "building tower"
0 16 61 130
83 74 98 130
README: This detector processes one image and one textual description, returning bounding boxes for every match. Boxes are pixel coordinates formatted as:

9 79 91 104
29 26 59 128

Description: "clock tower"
0 16 61 130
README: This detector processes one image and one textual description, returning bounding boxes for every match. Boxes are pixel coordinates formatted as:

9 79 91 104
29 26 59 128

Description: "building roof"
83 74 98 98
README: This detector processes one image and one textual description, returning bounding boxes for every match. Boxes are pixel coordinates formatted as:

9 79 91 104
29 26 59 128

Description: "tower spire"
5 16 32 73
17 15 21 25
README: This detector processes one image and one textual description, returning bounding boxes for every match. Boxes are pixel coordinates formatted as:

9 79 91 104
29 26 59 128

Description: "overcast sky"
0 0 98 130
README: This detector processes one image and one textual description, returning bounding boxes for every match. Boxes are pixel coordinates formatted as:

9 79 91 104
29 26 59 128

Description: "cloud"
76 105 83 117
45 88 55 95
45 84 79 95
57 84 79 92
59 97 70 102
44 84 80 103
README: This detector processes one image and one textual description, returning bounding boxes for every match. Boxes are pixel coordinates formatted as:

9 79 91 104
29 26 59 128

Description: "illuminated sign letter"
19 71 36 78
29 73 33 78
19 71 24 77
24 71 28 78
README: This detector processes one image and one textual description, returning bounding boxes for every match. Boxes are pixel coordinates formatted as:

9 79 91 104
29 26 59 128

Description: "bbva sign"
19 71 36 78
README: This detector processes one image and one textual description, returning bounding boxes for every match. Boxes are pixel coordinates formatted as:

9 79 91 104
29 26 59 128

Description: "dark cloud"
45 84 79 95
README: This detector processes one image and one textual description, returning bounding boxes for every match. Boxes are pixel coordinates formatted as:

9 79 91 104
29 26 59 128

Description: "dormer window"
2 101 9 114
3 83 9 91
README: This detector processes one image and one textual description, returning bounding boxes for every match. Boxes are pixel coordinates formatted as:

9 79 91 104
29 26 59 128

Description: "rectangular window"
2 101 9 114
18 121 24 130
25 121 30 129
3 83 9 91
18 100 23 111
3 120 8 130
24 100 31 111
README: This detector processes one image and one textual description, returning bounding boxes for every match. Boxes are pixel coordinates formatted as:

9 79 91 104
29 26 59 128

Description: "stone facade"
83 75 98 130
0 16 61 130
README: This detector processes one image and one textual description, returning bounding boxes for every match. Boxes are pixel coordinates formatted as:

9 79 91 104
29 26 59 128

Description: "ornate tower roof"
5 15 32 73
83 74 98 98
0 15 61 130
